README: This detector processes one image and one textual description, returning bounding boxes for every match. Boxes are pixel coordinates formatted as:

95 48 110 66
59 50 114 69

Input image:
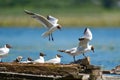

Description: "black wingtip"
84 27 88 34
78 38 85 41
58 50 65 52
47 15 49 20
24 9 34 15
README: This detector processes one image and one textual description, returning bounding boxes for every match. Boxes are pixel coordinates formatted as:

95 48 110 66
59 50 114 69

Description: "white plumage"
24 10 61 41
58 28 94 62
45 54 62 64
33 53 46 63
20 57 33 63
0 44 12 62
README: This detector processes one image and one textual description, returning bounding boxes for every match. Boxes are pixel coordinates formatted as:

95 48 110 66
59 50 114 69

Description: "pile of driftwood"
0 57 119 80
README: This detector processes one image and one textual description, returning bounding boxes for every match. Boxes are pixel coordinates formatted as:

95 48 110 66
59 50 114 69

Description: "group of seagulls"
13 53 62 64
0 10 94 64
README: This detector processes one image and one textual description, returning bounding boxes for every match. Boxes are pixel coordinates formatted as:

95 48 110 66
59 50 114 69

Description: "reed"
0 13 120 27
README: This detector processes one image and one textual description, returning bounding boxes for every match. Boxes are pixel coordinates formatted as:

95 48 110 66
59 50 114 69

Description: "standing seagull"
0 44 12 62
34 52 46 63
58 28 94 62
24 10 62 41
13 56 23 63
45 54 62 64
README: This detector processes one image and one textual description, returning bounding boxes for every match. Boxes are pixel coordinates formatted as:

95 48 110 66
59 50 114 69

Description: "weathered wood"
0 57 101 80
72 57 90 66
0 58 120 80
102 70 111 74
0 63 81 80
0 72 56 80
89 69 103 80
0 63 79 76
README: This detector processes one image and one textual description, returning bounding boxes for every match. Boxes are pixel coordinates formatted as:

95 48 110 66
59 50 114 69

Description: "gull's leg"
51 33 54 41
49 34 50 41
83 53 87 58
0 58 2 63
73 56 76 62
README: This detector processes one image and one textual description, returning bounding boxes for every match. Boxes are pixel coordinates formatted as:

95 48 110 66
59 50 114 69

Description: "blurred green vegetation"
0 0 120 27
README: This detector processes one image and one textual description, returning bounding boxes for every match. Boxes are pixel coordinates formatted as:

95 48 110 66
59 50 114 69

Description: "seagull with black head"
58 28 94 62
0 44 12 62
24 10 62 41
34 52 46 63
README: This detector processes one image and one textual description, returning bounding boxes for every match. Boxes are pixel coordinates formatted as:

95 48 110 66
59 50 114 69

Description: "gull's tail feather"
58 50 65 52
42 31 50 37
24 10 35 15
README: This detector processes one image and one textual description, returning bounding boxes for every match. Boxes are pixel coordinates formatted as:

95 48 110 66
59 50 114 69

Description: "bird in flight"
24 10 62 41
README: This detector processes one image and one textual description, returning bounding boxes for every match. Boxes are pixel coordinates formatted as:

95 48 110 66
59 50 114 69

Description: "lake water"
0 27 120 70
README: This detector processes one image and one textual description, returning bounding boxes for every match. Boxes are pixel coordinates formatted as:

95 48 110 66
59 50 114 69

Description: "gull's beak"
57 54 63 58
92 49 94 53
91 46 95 53
6 44 12 48
44 54 47 56
22 57 25 60
59 28 61 31
40 52 46 57
58 27 61 31
60 55 63 57
57 25 62 31
78 38 84 41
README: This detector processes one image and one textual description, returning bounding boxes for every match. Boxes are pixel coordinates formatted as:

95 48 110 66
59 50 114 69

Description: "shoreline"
0 13 120 27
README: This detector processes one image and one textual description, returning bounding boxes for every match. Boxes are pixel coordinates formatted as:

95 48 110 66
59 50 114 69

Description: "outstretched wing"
83 28 92 40
47 15 58 24
24 10 53 28
79 28 92 48
78 39 89 48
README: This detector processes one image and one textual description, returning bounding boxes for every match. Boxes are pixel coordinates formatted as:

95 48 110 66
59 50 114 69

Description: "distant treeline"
0 0 118 9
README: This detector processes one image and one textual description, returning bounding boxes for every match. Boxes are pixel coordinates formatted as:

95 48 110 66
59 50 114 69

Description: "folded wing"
45 58 56 63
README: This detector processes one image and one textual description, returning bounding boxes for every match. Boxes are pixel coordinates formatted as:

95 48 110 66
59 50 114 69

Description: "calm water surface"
0 27 120 70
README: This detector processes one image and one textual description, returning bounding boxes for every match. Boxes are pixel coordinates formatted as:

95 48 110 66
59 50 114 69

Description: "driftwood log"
0 57 119 80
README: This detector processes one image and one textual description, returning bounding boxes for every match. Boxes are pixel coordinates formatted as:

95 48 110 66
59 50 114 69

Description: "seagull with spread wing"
24 10 61 41
58 28 94 62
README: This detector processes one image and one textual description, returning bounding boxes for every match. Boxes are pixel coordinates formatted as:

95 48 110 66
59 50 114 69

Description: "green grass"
0 6 120 27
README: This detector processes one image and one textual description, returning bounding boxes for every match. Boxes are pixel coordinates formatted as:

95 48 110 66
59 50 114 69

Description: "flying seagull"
58 28 94 62
24 10 62 41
